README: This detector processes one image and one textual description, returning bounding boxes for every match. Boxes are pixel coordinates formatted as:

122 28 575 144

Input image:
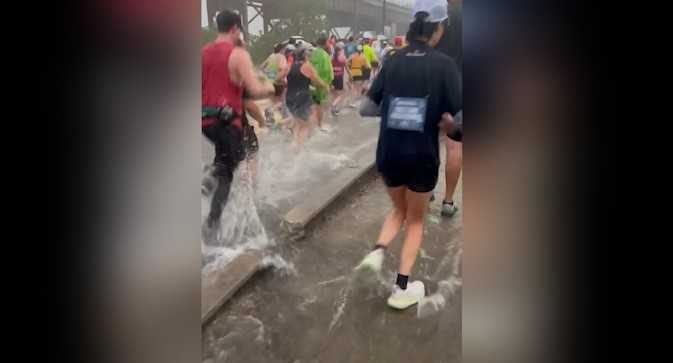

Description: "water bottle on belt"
202 105 235 122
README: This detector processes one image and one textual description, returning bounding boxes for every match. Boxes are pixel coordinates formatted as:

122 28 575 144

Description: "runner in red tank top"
202 41 243 128
201 10 274 237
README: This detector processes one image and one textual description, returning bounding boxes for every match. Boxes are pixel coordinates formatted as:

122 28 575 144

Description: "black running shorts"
332 75 344 90
378 156 439 193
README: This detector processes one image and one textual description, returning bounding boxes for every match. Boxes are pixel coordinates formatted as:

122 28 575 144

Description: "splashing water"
253 132 357 210
200 120 373 274
201 161 273 269
417 247 463 319
261 254 297 276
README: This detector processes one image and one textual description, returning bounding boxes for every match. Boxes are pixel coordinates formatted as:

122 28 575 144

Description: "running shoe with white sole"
354 248 384 273
387 281 425 310
441 201 458 217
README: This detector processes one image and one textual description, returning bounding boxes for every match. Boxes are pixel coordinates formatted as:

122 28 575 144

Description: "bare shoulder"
230 47 251 63
229 47 252 84
300 62 314 77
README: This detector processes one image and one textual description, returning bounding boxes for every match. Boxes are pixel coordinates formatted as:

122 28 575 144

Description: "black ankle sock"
372 244 387 251
396 273 409 290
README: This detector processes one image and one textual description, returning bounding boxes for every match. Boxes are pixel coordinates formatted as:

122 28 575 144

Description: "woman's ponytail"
406 11 439 43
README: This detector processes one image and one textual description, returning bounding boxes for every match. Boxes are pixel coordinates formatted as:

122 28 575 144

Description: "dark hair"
216 10 242 33
406 12 440 43
273 43 283 53
348 36 354 42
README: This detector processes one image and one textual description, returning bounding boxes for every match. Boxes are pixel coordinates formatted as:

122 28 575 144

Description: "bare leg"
444 138 463 203
244 99 265 127
246 157 258 189
294 119 310 148
320 101 330 129
331 89 344 111
316 102 324 128
399 189 431 275
310 104 318 128
350 81 362 106
376 186 408 247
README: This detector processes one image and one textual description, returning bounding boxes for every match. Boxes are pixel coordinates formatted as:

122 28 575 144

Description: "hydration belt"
202 105 238 122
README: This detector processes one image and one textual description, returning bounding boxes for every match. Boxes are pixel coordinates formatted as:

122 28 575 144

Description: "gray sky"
201 0 413 32
202 0 264 35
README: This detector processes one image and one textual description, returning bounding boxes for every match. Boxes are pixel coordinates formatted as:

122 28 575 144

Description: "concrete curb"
201 250 264 326
281 138 377 238
202 138 378 327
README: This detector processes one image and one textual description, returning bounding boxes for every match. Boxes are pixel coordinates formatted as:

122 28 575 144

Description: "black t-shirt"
368 40 462 170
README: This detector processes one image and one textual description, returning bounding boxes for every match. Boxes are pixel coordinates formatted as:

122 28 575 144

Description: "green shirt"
310 47 334 83
309 47 333 104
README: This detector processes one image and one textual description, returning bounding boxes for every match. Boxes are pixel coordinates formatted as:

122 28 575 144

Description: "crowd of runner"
255 32 408 147
203 0 462 311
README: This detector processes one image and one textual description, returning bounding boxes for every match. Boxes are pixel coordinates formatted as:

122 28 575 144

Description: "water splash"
201 162 273 270
315 275 347 287
328 286 348 334
261 254 297 276
417 247 463 319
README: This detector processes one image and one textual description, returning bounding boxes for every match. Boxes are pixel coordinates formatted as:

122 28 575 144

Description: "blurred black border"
44 0 616 362
465 1 616 361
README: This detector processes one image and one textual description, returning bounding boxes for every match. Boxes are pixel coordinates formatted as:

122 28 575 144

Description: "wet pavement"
202 139 463 362
201 104 379 267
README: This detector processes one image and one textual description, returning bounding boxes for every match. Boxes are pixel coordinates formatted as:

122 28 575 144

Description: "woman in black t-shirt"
355 0 462 310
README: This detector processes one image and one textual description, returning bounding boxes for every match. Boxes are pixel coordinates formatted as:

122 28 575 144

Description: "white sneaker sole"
441 207 457 217
387 296 421 310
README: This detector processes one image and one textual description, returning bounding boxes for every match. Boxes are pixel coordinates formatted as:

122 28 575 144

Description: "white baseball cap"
412 0 448 23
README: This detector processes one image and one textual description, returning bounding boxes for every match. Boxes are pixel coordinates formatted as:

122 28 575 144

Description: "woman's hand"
438 112 455 134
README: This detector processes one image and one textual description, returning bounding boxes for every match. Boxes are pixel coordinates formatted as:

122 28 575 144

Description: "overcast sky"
201 0 414 33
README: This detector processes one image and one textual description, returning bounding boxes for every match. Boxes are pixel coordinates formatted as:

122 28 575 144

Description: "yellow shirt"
363 45 377 67
348 53 367 77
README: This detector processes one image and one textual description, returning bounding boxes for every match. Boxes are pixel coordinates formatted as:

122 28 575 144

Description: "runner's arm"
276 55 289 81
450 111 463 141
230 47 275 97
359 58 382 117
367 65 385 105
438 111 462 142
301 62 328 90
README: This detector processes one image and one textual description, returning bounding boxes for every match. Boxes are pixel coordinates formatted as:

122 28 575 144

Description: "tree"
202 0 329 64
247 0 328 64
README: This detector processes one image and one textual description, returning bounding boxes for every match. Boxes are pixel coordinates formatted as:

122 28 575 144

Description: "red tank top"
202 41 243 128
332 51 346 76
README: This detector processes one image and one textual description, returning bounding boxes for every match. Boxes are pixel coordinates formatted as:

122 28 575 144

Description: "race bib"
387 97 427 132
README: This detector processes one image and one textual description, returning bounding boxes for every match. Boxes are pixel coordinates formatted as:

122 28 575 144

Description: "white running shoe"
441 201 458 217
354 248 384 273
387 281 425 310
